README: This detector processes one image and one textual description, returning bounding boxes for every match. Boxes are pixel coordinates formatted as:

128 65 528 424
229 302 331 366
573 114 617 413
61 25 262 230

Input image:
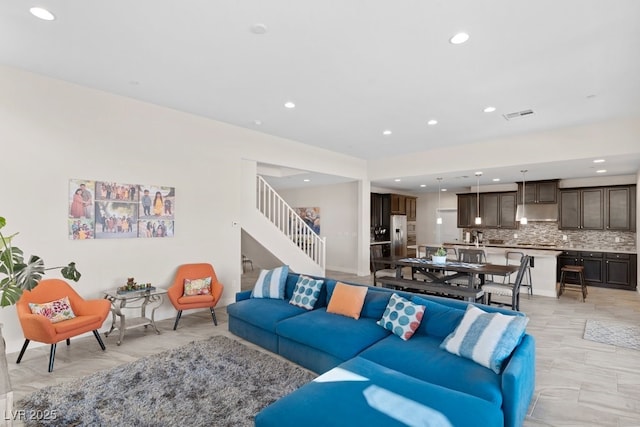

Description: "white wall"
0 65 368 353
278 181 360 274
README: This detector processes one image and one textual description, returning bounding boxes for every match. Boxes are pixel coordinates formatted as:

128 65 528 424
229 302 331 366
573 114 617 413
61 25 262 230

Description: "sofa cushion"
412 296 465 339
289 275 324 310
441 305 529 374
326 282 367 319
255 356 503 427
276 308 390 361
227 298 306 333
251 265 289 299
358 334 503 405
377 293 425 340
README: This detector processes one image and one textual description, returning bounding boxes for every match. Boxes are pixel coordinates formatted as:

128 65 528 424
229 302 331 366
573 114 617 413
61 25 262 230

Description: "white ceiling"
2 1 640 191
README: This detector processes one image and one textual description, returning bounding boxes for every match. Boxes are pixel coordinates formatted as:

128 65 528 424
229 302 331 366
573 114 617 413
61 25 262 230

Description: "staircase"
241 176 325 276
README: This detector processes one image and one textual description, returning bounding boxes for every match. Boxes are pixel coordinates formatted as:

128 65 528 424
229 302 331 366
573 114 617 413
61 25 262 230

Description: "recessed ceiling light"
250 23 268 34
449 32 469 45
492 178 500 182
30 7 55 21
394 179 401 182
427 119 438 126
383 130 392 136
484 106 496 113
420 184 427 188
441 189 447 192
253 120 262 125
593 159 605 163
596 169 607 174
284 101 296 109
303 178 311 182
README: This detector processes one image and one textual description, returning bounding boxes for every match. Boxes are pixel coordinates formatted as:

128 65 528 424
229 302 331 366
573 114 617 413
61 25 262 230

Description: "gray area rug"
583 319 640 351
18 335 316 426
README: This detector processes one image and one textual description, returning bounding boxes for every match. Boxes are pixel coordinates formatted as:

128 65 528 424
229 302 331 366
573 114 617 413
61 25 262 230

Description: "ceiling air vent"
503 109 535 121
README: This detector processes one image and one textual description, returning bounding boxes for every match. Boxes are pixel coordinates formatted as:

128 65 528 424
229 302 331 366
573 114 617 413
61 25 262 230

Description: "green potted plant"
432 246 448 264
0 216 81 307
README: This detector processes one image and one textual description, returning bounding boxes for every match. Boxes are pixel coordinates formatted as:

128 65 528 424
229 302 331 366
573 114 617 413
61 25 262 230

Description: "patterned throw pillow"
251 265 289 299
377 293 425 340
183 277 212 296
289 275 324 310
29 296 76 323
440 305 529 374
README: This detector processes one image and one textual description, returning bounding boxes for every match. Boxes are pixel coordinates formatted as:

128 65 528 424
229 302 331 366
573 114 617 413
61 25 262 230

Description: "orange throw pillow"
326 282 367 319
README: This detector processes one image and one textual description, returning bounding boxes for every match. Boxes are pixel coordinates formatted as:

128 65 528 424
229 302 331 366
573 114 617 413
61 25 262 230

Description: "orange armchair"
167 263 224 330
15 279 111 372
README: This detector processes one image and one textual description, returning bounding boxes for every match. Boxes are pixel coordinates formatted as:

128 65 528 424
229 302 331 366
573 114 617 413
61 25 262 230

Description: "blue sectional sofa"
227 272 535 427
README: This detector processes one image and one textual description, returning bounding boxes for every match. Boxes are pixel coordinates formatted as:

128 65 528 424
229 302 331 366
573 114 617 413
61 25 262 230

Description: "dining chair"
481 255 531 311
446 248 486 286
370 245 398 285
504 251 533 297
414 246 445 282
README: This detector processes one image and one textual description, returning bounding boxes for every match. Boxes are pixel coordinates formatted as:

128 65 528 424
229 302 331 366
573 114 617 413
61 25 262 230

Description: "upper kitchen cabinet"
457 193 478 228
370 193 391 229
518 180 558 204
605 186 636 231
559 185 636 231
405 196 417 221
559 188 604 230
390 194 406 215
479 192 517 229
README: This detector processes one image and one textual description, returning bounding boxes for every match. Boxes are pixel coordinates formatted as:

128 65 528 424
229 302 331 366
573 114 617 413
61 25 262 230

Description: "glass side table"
103 287 167 345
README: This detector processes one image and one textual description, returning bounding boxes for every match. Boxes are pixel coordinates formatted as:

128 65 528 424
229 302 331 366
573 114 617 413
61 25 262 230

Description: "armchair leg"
92 330 106 351
210 307 218 326
66 338 71 346
16 339 30 364
173 310 183 330
48 343 57 372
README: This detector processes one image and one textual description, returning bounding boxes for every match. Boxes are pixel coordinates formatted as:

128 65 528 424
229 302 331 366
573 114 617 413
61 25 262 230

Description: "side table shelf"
103 287 168 345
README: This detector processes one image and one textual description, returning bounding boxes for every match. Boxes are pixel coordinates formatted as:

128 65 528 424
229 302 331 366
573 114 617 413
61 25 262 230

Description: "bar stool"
558 265 587 302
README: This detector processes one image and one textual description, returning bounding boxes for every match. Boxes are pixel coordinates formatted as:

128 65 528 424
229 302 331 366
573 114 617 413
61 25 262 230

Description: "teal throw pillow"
440 305 529 374
288 275 324 310
377 293 425 341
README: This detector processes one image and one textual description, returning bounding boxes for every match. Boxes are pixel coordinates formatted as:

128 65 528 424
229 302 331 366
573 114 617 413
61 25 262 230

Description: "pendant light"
520 170 528 225
436 177 443 225
474 172 482 225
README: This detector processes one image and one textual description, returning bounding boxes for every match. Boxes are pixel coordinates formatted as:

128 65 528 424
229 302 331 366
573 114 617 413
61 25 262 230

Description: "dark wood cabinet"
557 250 637 290
605 186 636 231
370 193 391 240
405 196 417 221
605 253 637 290
479 192 517 229
457 193 478 228
559 188 603 230
560 185 635 231
391 194 406 215
519 180 558 204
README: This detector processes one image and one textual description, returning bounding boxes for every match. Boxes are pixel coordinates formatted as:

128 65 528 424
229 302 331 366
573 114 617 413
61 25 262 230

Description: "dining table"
374 256 520 289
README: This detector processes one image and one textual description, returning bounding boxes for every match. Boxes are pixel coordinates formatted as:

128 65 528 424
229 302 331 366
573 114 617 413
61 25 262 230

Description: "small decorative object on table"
432 247 448 264
117 278 155 294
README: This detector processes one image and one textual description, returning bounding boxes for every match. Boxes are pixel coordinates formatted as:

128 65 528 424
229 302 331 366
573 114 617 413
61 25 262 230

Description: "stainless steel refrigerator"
390 215 407 257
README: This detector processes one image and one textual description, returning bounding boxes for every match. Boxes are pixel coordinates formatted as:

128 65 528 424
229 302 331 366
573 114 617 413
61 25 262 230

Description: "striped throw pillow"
440 305 529 374
251 265 289 299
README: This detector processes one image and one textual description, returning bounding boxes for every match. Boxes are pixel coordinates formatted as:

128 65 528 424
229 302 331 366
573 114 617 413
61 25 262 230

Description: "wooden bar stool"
558 265 587 302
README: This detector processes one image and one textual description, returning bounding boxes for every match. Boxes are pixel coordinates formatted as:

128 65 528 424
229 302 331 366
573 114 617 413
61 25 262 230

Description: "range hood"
515 204 558 222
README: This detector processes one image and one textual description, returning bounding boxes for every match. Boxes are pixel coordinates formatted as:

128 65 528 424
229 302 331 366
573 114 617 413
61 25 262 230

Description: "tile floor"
6 269 640 426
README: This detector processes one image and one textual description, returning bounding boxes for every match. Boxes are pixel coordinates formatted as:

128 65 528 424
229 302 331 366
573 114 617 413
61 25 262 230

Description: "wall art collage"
68 179 175 240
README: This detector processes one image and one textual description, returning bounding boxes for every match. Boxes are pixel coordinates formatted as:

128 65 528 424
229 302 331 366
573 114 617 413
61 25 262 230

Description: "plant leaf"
14 255 45 290
61 262 81 282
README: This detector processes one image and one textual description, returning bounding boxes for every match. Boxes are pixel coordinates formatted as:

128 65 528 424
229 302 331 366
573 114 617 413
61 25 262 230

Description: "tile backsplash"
463 223 636 252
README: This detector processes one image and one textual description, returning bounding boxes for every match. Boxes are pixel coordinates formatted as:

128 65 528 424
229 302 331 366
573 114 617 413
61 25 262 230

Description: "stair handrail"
256 176 326 269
